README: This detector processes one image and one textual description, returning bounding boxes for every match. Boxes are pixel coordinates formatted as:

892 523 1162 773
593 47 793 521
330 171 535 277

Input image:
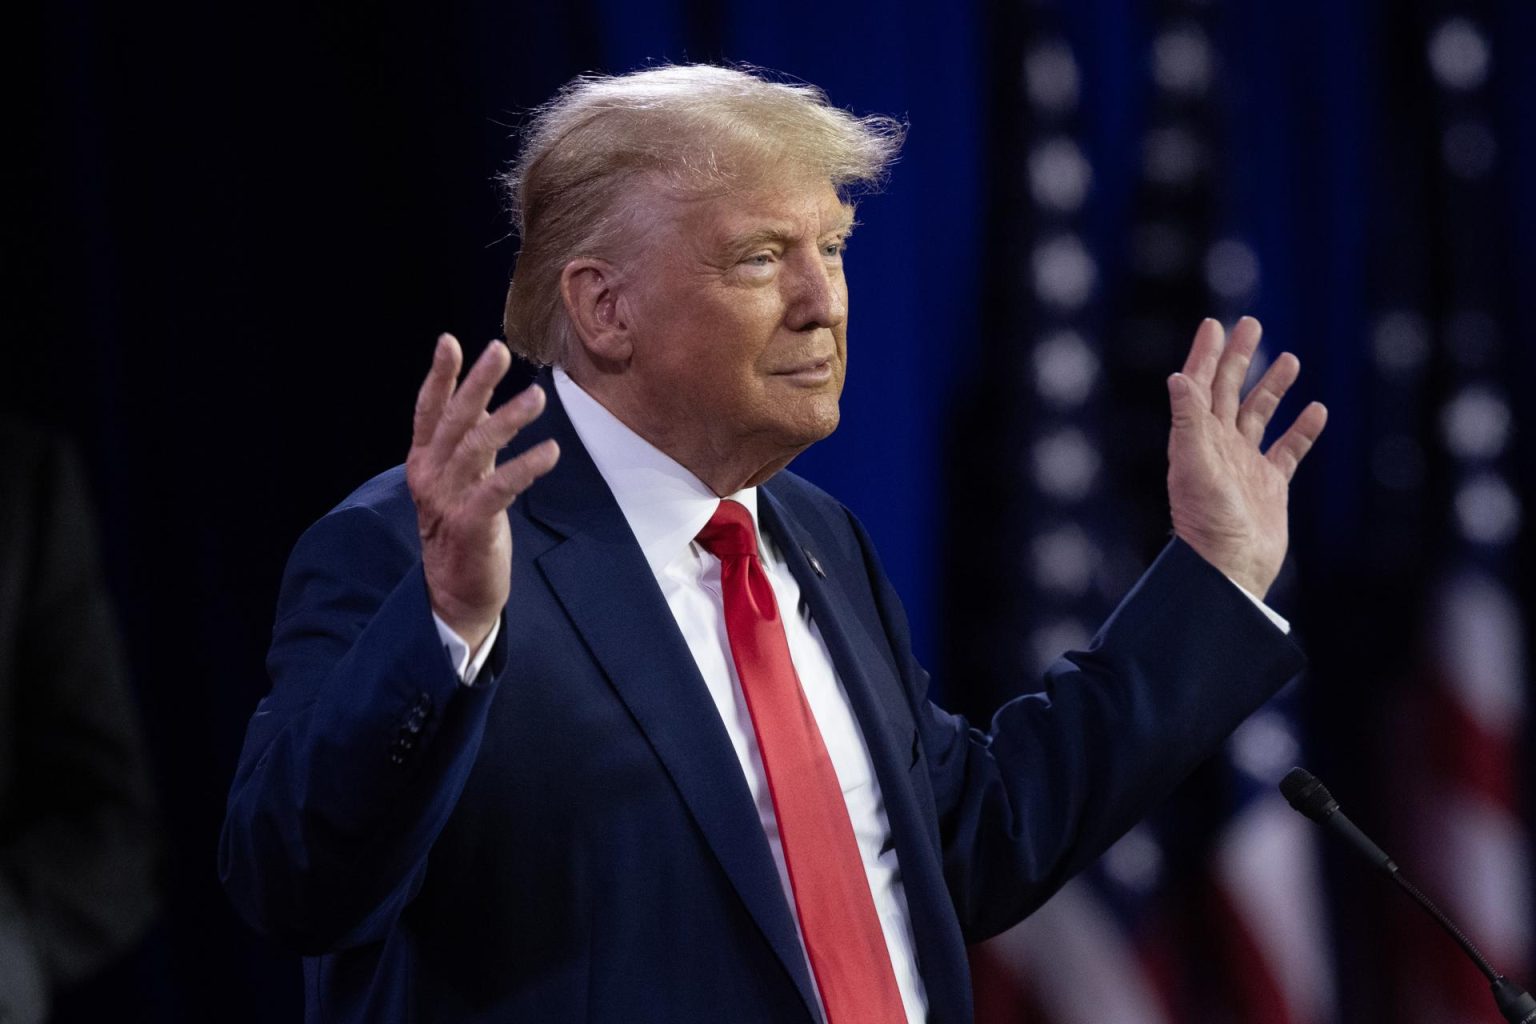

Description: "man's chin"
791 395 841 446
743 405 840 485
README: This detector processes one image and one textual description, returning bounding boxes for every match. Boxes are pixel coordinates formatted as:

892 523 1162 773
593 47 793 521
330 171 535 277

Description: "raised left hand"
1166 316 1327 598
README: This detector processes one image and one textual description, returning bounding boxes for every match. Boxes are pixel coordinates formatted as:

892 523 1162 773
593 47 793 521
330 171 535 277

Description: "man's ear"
560 258 632 365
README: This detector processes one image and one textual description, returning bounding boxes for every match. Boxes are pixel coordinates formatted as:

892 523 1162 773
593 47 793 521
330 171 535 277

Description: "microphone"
1280 767 1536 1024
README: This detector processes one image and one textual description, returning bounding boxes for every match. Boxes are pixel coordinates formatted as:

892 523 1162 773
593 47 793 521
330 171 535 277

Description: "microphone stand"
1280 767 1536 1024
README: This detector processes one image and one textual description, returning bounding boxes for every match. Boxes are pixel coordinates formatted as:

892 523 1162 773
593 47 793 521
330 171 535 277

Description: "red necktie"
696 499 906 1024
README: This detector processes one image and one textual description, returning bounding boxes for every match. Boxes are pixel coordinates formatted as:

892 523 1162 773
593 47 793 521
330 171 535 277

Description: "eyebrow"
721 216 859 255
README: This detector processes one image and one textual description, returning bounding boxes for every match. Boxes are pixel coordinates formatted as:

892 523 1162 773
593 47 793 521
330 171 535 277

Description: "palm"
1165 318 1327 598
407 335 560 650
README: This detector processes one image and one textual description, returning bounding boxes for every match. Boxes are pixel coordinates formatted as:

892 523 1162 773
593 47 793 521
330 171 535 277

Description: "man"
221 65 1326 1023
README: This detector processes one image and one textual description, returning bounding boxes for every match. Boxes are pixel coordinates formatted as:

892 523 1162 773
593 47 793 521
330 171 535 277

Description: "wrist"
428 594 498 653
1173 532 1276 599
1228 569 1273 602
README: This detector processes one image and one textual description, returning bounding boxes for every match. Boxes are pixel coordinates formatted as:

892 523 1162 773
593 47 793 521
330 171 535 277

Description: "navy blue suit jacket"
220 380 1304 1023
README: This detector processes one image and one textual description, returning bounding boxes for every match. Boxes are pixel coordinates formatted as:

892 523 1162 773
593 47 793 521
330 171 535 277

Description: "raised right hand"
406 334 560 651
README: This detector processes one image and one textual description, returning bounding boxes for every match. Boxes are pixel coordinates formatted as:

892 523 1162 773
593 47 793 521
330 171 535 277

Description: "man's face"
616 175 854 489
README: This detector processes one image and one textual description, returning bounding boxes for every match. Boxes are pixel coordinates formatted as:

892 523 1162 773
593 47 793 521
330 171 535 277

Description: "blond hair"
499 64 906 366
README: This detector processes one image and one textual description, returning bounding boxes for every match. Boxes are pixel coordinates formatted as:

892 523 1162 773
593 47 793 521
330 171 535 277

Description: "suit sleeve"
849 515 1305 943
218 502 510 955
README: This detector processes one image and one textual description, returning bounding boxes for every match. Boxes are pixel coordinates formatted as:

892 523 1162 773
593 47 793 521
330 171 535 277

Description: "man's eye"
823 241 847 258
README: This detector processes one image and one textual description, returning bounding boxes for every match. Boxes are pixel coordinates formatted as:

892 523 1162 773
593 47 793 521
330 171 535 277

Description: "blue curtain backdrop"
5 0 1532 1020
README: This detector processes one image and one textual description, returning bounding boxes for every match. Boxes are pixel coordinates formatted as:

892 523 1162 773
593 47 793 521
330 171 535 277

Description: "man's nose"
785 250 847 331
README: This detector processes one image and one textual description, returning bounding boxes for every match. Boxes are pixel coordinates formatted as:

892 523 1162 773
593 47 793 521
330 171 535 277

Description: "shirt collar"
553 367 765 576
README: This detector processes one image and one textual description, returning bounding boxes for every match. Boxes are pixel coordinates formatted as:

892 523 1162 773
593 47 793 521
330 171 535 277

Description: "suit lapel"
517 377 823 1021
759 492 913 745
759 485 971 1023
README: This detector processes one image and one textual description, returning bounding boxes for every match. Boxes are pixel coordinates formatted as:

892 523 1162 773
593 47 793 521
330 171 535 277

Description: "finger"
431 340 512 460
412 334 462 449
1236 351 1300 443
1179 317 1226 390
447 383 549 486
1265 400 1328 481
467 438 561 518
1212 316 1262 423
1166 371 1206 438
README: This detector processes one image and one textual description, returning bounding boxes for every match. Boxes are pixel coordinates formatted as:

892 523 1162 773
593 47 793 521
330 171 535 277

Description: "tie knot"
696 499 759 559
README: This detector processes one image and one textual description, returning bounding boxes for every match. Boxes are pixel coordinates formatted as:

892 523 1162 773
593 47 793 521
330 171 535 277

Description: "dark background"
5 0 1533 1020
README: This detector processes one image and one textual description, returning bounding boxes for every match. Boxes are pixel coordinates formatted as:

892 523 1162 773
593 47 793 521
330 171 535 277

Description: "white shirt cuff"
1228 578 1290 634
431 613 501 684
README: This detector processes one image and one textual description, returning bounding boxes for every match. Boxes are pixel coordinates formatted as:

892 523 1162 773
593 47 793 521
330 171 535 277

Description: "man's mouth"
773 358 835 385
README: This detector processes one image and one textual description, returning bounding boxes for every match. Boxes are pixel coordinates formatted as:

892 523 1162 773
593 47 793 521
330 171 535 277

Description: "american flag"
1370 6 1530 1021
947 1 1336 1020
